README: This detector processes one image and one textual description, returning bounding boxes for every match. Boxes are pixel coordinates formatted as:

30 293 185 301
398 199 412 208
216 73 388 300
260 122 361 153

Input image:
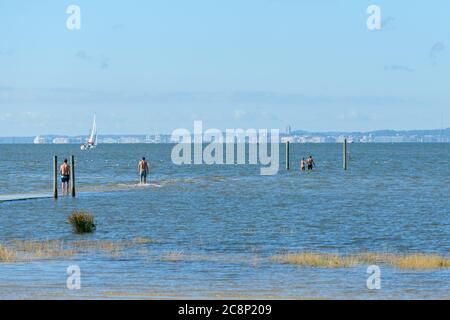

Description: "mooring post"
53 156 58 199
343 138 348 170
286 141 290 170
71 155 76 197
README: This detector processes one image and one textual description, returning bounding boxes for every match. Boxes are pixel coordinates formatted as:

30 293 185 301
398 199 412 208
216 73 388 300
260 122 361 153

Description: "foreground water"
0 144 449 299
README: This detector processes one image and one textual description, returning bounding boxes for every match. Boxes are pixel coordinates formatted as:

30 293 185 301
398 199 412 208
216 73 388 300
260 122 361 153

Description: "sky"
0 0 449 136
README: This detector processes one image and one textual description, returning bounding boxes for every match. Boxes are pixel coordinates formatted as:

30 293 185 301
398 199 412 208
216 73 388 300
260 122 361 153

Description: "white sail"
93 126 98 146
81 114 98 150
88 114 97 145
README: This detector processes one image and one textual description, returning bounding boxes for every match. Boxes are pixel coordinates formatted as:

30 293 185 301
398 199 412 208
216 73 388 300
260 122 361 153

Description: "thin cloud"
337 110 380 122
381 17 395 30
112 24 124 30
75 50 88 60
384 64 415 73
100 56 110 70
0 112 13 121
234 109 247 120
430 42 445 65
0 87 413 107
229 91 408 105
75 50 110 70
233 109 278 122
0 49 15 56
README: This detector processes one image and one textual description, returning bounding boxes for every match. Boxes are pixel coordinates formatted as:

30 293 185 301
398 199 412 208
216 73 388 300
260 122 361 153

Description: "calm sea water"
0 144 449 299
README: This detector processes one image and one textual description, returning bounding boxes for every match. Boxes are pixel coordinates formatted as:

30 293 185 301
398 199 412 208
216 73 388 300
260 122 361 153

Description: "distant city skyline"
1 1 449 135
1 127 448 144
0 123 448 138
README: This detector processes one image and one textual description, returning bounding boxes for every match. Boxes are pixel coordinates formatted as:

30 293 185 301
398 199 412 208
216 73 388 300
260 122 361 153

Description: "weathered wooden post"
71 155 76 197
286 141 290 170
343 138 348 170
53 156 58 199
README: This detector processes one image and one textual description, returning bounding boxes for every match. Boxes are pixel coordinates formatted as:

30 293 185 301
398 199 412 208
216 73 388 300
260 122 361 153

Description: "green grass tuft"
68 211 96 234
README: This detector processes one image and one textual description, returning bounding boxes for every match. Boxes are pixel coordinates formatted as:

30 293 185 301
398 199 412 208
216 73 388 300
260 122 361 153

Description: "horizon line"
1 126 449 138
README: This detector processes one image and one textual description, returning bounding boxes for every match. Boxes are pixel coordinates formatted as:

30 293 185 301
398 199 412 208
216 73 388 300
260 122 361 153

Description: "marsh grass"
161 251 186 262
3 236 448 271
160 251 220 263
71 240 124 251
132 237 162 245
272 252 450 270
68 211 96 234
389 254 450 269
272 252 360 268
0 244 16 262
0 238 156 263
354 252 450 269
159 251 256 265
11 240 76 260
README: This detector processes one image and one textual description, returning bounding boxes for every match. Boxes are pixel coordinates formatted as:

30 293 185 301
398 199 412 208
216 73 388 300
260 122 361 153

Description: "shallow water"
0 144 449 299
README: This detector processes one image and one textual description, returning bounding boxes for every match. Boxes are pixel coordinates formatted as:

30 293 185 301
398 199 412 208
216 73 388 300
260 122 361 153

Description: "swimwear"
61 175 70 183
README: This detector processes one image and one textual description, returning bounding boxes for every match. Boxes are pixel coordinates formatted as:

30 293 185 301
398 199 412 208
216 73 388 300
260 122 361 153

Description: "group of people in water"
300 155 316 171
59 157 151 194
59 154 315 193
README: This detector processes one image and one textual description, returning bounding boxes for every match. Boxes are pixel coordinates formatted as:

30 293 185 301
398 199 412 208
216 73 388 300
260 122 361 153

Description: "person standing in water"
60 159 71 194
300 158 306 171
306 155 315 171
138 157 149 184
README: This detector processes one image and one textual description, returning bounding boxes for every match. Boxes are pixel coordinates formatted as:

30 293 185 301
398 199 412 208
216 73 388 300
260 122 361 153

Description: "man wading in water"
60 159 71 194
138 157 149 184
307 155 315 171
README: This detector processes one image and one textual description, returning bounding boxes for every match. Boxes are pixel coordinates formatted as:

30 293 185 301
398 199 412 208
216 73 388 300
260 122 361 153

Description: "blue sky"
0 0 449 135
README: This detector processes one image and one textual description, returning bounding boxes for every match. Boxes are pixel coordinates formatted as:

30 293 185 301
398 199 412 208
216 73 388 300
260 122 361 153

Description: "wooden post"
71 155 76 197
285 141 290 170
53 156 58 199
343 138 348 170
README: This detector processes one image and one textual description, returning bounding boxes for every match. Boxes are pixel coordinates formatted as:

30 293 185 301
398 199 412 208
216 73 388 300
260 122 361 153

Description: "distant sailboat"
81 114 98 150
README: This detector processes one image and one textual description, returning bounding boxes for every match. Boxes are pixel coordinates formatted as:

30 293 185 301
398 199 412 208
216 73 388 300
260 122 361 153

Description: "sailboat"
81 114 98 150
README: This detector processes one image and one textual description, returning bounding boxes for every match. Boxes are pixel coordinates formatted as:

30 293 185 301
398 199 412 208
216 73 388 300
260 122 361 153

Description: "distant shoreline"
0 142 449 145
0 127 449 144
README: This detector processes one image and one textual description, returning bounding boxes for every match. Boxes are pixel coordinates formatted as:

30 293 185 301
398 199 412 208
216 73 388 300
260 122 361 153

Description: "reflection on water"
0 144 449 299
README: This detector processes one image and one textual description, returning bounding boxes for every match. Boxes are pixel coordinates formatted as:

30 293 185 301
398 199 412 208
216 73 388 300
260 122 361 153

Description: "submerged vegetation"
161 251 186 262
272 252 359 268
68 211 96 234
2 237 449 271
272 252 450 270
385 253 450 269
0 244 16 262
0 237 157 263
11 239 76 260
